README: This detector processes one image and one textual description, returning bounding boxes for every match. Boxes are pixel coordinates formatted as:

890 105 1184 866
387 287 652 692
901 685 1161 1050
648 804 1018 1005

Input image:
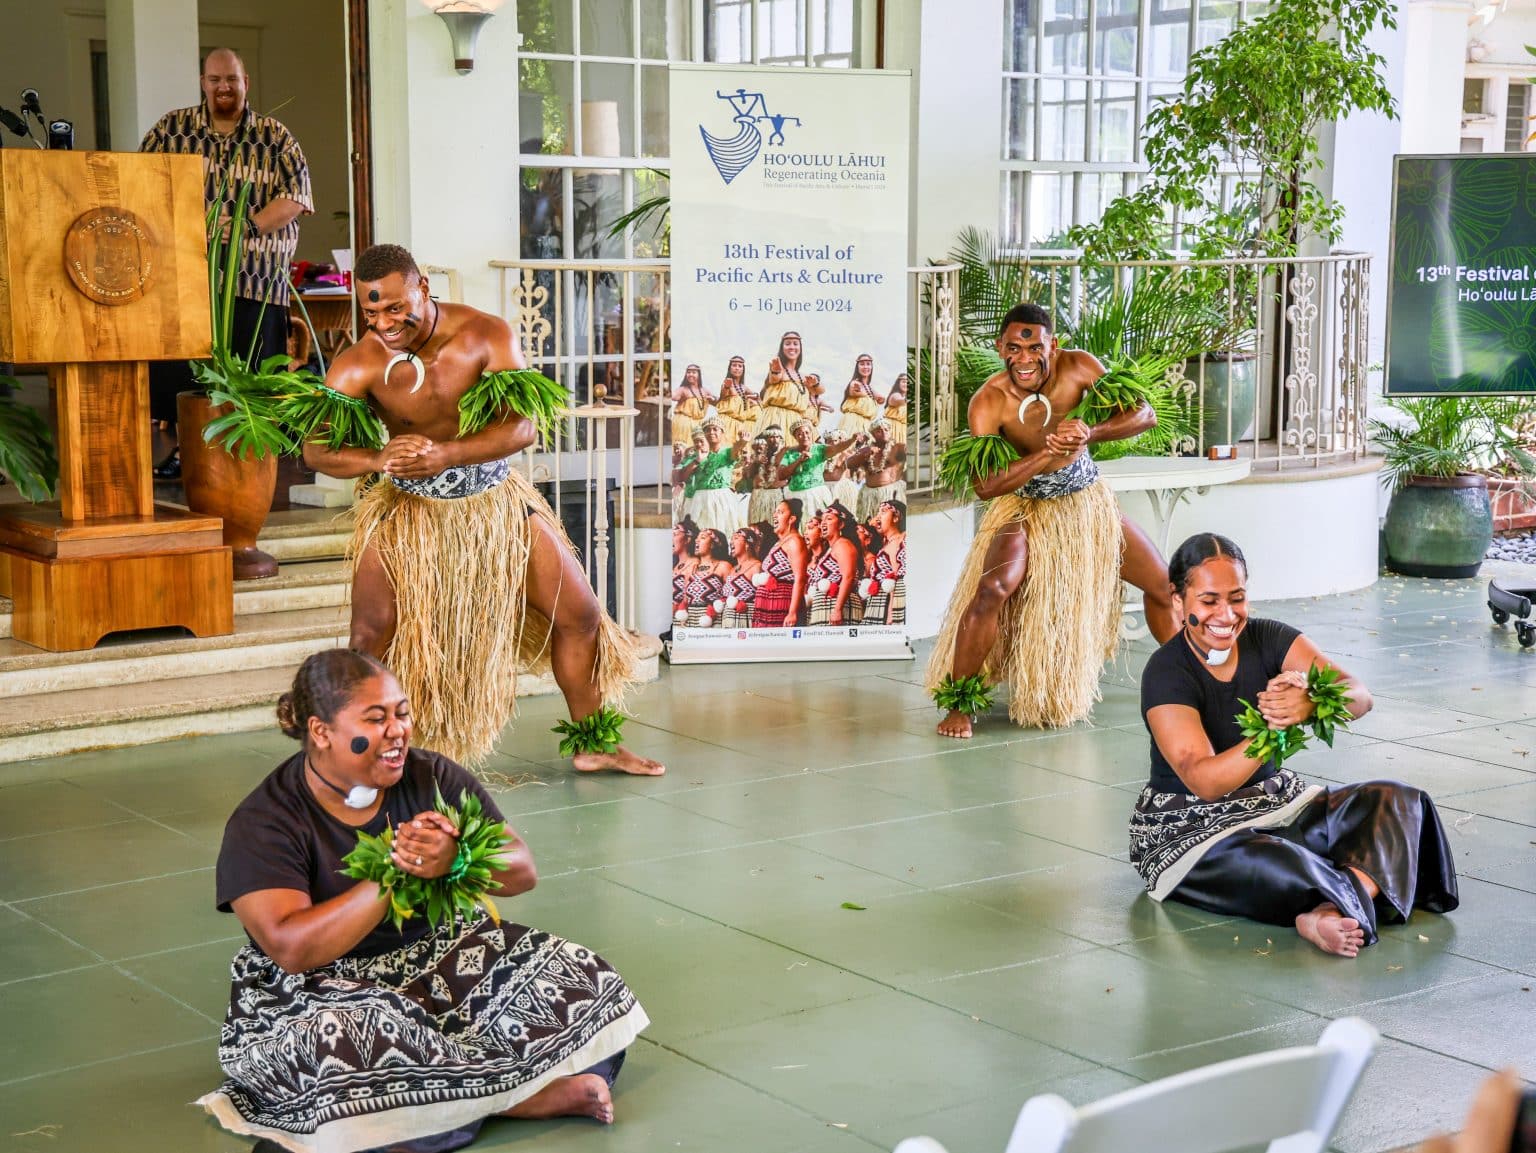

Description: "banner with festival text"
666 64 912 664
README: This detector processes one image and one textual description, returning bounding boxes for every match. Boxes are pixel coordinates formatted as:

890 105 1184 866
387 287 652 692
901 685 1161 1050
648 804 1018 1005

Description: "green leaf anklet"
932 673 995 718
552 705 626 757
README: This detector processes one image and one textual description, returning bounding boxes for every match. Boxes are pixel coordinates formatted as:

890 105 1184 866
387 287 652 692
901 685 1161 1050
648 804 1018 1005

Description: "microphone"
47 119 73 151
20 90 41 120
1183 612 1234 666
0 107 30 137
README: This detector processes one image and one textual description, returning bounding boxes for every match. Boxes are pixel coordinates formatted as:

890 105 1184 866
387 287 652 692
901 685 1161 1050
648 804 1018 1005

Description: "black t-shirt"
215 748 506 958
1139 617 1302 794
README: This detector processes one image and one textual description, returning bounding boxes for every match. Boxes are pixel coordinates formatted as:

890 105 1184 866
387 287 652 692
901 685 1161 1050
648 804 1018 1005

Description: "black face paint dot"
404 313 421 326
350 735 370 754
368 289 381 302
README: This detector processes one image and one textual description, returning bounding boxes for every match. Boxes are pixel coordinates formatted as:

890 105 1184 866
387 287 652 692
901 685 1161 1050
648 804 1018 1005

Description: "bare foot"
937 710 974 739
573 745 666 776
1295 902 1366 958
502 1073 613 1124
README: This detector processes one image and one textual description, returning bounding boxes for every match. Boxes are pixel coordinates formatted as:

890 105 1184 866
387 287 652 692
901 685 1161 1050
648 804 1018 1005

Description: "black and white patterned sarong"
1128 769 1322 901
1019 453 1099 500
390 458 512 500
197 915 649 1153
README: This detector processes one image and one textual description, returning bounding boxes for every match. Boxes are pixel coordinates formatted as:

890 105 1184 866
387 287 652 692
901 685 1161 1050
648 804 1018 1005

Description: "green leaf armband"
937 432 1021 499
552 705 626 757
458 369 571 443
1234 663 1353 767
932 673 995 718
1065 353 1179 424
279 378 387 452
339 786 513 931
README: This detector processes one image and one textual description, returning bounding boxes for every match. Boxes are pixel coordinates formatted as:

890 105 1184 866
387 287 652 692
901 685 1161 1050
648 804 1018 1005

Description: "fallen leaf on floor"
1417 934 1430 942
1454 814 1477 829
1105 987 1114 993
773 1064 807 1070
1254 946 1272 956
1471 686 1483 691
1387 965 1403 972
10 1126 62 1139
786 960 809 971
829 1122 849 1129
840 901 867 911
1234 935 1241 943
814 874 825 880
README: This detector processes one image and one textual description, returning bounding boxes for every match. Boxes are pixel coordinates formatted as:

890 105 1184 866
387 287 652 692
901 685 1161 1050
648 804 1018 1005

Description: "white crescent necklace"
384 300 439 394
1017 389 1050 424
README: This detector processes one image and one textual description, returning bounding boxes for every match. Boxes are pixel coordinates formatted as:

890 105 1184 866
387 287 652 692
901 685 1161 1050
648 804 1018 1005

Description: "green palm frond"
0 387 58 502
279 376 387 451
932 673 995 717
937 432 1021 498
459 369 571 443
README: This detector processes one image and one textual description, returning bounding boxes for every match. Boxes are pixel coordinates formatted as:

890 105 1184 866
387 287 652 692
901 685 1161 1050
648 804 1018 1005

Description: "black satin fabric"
1169 781 1459 945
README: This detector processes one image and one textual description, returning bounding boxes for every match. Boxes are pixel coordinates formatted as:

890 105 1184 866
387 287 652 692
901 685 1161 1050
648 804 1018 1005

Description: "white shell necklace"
383 300 439 395
1016 389 1050 425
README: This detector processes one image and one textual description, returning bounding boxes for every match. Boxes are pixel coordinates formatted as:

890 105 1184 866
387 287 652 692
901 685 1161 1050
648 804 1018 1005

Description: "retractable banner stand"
666 64 912 664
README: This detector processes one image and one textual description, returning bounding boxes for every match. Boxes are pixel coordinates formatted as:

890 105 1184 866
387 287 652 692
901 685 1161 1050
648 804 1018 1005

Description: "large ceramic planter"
1188 352 1257 448
177 392 280 580
1383 473 1493 579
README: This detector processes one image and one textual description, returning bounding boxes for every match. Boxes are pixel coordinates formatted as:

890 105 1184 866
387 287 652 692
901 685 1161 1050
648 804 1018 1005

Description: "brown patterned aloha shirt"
140 102 313 306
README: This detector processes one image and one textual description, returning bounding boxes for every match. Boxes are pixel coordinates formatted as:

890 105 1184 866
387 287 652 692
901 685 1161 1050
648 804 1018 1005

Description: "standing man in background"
141 47 313 478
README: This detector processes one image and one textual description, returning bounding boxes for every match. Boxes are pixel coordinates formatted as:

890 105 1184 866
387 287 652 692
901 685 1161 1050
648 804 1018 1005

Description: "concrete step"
0 605 352 697
0 636 664 768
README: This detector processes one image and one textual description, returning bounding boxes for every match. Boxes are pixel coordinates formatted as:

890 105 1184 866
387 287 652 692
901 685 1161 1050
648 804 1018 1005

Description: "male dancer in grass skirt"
298 244 663 775
927 303 1176 738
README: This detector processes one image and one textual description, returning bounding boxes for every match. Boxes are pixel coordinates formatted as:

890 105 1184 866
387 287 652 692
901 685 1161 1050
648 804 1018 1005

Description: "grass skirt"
197 915 648 1153
351 470 639 767
856 479 906 522
925 481 1123 727
748 485 786 525
689 486 747 534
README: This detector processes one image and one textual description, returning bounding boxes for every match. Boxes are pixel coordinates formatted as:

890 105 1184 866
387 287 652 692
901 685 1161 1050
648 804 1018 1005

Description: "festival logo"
699 87 801 186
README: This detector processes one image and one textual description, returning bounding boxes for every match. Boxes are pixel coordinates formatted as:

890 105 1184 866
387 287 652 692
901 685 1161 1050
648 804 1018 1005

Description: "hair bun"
275 692 303 739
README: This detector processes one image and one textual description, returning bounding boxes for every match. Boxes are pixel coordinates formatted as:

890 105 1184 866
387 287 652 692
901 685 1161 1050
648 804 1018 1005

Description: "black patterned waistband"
1019 453 1099 499
389 457 512 499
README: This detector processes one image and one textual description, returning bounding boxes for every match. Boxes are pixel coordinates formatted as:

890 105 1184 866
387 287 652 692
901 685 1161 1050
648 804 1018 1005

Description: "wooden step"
0 635 663 769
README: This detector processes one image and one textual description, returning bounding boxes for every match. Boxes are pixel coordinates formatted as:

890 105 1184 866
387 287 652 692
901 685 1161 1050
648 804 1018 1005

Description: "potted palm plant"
0 382 57 502
178 182 306 580
1370 396 1536 577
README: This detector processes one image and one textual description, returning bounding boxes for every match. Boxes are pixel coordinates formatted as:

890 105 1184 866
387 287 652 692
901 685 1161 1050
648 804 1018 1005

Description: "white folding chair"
894 1017 1378 1153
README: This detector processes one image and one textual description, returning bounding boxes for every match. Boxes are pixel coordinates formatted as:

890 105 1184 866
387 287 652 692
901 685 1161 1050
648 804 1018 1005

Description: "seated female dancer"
677 527 733 627
199 650 648 1151
1131 534 1458 957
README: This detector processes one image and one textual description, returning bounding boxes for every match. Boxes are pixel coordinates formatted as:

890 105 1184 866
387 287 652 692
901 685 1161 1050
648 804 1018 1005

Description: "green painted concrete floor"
5 572 1536 1153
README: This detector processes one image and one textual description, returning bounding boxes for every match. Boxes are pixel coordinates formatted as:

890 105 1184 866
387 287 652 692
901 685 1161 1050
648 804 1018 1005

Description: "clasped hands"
1044 418 1090 457
1256 669 1313 728
391 810 460 879
377 435 450 478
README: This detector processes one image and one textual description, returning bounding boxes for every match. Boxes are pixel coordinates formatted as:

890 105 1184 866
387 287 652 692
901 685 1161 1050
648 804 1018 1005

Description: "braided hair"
276 649 391 742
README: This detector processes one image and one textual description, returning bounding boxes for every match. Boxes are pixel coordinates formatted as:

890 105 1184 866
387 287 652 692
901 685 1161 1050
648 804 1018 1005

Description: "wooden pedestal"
0 150 227 652
0 504 232 651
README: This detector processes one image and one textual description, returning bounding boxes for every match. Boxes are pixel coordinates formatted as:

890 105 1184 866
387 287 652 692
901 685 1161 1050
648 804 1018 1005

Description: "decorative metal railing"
995 251 1373 470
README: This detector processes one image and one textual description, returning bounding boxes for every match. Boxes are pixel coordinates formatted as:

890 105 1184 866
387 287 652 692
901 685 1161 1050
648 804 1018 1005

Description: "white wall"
1118 468 1383 602
370 0 523 311
883 0 1004 263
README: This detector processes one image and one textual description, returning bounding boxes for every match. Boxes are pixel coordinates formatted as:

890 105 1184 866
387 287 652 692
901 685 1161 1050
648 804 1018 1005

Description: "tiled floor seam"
0 1036 217 1090
9 865 215 904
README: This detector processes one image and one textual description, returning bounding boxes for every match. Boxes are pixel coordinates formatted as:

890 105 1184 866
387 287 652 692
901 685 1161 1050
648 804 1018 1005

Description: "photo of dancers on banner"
669 331 909 634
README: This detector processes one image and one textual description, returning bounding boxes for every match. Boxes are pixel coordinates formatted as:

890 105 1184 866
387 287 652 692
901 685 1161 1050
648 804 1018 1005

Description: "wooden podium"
0 151 233 651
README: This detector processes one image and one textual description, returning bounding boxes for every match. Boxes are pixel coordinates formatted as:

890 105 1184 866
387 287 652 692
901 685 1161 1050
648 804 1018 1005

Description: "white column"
1400 0 1475 154
883 0 1005 263
104 0 199 148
